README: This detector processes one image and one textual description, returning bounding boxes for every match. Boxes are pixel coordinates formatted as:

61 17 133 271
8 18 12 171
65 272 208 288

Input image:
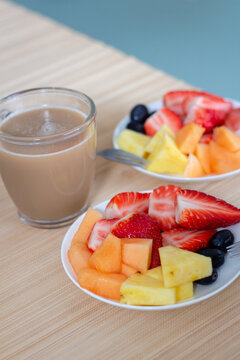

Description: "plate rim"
112 98 240 183
61 194 240 311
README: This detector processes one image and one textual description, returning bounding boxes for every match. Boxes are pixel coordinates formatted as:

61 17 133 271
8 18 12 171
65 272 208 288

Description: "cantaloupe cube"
176 123 205 154
78 268 126 300
213 126 240 152
71 208 103 246
68 243 92 275
121 238 152 272
195 143 211 174
184 154 205 177
121 263 138 277
89 234 121 273
159 246 212 288
209 141 240 174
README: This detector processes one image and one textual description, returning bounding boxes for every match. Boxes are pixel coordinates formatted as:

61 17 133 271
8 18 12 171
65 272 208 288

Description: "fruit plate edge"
112 99 240 183
61 194 240 311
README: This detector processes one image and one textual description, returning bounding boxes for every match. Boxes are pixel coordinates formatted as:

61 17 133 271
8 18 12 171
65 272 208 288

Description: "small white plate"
61 196 240 311
113 99 240 183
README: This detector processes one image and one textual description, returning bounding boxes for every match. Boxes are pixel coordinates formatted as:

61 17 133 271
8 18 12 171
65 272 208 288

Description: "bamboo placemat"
0 1 240 359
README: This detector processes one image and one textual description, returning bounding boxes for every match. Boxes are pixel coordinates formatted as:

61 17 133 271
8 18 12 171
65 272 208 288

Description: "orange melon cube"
121 238 152 272
195 143 211 174
213 126 240 152
121 263 138 277
78 268 126 300
68 243 92 276
89 234 121 273
71 208 103 246
184 154 205 177
176 123 205 154
209 141 240 174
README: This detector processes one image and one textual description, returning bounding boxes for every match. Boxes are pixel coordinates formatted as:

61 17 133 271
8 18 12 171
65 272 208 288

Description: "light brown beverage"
0 106 96 224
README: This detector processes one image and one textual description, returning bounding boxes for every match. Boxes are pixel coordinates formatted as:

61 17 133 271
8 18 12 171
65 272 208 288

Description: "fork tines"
227 242 240 257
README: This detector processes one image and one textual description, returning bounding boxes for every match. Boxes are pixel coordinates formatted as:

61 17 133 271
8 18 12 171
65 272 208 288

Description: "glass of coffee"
0 87 96 228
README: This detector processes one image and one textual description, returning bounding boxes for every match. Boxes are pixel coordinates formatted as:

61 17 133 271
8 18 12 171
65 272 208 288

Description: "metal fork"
97 148 149 168
226 242 240 257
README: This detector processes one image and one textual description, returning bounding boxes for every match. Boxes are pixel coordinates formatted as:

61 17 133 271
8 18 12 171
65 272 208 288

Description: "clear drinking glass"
0 87 96 228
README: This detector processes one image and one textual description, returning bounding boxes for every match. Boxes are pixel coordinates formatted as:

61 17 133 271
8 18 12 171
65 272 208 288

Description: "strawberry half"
184 97 233 133
88 218 118 251
176 189 240 230
111 212 162 268
225 108 240 137
162 228 217 252
200 133 213 144
163 90 227 117
144 107 183 136
105 192 150 219
148 185 181 230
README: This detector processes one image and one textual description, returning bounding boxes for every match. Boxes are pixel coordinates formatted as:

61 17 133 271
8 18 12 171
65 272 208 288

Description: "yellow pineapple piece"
176 282 194 302
146 134 188 175
116 129 151 157
120 273 176 305
143 124 175 158
159 246 212 288
145 266 194 302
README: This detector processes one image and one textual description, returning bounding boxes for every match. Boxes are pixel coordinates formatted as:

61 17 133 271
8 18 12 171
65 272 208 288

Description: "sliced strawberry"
200 133 213 144
88 218 118 251
148 185 181 230
184 97 233 133
144 107 183 136
111 212 162 268
176 189 240 230
105 192 150 219
163 90 225 116
225 108 240 137
162 228 217 252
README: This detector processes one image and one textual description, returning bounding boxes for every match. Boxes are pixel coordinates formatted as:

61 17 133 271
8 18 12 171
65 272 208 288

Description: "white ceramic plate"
113 99 240 183
61 196 240 311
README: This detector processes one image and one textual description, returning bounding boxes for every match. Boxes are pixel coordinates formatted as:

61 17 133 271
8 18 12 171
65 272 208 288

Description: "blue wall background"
12 0 240 100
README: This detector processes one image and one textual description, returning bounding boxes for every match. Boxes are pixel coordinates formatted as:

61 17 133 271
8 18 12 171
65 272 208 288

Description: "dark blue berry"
127 121 145 134
196 248 225 268
209 230 234 253
195 268 218 285
130 104 149 123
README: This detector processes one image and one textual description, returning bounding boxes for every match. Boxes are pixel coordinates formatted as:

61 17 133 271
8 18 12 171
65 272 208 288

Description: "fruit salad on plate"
66 185 240 307
115 90 240 178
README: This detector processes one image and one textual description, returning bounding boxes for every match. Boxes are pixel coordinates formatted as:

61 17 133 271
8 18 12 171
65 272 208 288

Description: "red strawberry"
88 218 118 251
111 212 162 268
162 228 217 252
105 192 150 219
184 97 233 132
144 107 183 136
163 90 225 116
148 185 181 230
176 189 240 230
225 108 240 137
200 133 213 144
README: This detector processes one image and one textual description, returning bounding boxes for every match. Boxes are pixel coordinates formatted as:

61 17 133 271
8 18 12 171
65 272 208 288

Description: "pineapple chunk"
145 266 194 302
176 282 194 302
143 124 175 158
159 246 212 288
146 134 188 175
120 273 176 305
116 129 151 157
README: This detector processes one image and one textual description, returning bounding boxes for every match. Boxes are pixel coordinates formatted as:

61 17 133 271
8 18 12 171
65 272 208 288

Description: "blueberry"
195 268 218 285
209 230 234 253
130 104 149 123
196 248 225 268
127 121 145 134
